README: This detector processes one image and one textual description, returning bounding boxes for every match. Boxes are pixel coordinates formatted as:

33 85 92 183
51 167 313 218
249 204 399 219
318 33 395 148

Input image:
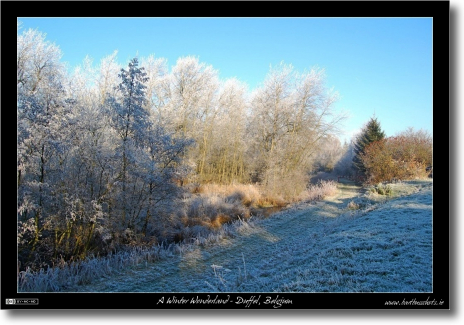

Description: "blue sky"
18 17 433 144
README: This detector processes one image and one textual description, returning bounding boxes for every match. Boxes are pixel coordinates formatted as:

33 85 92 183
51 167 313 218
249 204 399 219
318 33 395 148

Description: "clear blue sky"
18 17 433 144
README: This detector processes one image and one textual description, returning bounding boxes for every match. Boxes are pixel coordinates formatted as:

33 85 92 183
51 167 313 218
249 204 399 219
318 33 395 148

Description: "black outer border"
2 1 450 310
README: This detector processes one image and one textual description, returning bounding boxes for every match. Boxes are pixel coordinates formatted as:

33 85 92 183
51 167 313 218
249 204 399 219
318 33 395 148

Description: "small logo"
6 299 38 305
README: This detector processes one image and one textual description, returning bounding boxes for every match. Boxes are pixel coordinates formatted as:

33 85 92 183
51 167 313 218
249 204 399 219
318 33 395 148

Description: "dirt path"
70 181 364 292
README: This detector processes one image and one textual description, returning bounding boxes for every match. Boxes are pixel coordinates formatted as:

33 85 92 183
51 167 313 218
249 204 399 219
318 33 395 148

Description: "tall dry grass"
196 183 263 206
179 180 338 230
303 180 338 202
197 183 290 207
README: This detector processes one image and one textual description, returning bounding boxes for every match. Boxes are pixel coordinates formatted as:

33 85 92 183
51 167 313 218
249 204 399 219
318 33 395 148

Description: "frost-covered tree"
140 55 170 121
105 57 150 227
204 78 249 183
137 124 194 236
97 51 121 105
17 25 82 265
197 78 248 184
68 55 98 106
17 27 63 93
168 56 219 136
248 62 344 197
165 56 220 183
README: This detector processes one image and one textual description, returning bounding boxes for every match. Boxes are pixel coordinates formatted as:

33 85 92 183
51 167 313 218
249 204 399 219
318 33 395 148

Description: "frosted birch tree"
97 50 121 105
207 78 249 183
17 25 78 265
248 62 344 197
167 56 220 182
140 55 171 123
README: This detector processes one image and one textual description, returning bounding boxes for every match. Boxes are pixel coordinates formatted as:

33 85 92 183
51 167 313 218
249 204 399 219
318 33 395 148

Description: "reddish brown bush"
361 129 432 184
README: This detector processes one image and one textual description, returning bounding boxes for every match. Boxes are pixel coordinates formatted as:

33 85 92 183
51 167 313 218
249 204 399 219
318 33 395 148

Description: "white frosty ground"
70 180 432 293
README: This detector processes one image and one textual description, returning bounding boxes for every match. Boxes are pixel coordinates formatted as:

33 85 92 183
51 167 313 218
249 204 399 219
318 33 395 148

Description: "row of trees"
140 56 345 196
17 25 345 269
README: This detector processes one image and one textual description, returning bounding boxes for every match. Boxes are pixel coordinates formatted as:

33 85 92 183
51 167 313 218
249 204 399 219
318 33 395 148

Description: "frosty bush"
181 193 250 230
369 183 393 196
347 201 360 210
305 180 338 202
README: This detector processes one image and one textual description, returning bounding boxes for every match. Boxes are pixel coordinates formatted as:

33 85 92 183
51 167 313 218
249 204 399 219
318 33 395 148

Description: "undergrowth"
19 218 243 292
17 179 339 292
369 183 393 196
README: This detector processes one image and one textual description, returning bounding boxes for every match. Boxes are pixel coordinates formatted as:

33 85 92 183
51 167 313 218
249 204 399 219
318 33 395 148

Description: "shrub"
361 128 432 184
180 193 251 231
369 183 393 196
347 200 360 210
305 180 338 202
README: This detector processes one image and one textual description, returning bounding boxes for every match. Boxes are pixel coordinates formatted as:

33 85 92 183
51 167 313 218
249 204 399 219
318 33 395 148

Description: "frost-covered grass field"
20 179 432 293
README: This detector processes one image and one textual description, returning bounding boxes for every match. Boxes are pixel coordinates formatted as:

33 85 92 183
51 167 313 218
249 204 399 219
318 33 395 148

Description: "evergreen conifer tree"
353 116 386 174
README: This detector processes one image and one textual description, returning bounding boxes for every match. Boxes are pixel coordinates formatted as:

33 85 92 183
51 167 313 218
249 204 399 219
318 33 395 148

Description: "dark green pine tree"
352 116 386 174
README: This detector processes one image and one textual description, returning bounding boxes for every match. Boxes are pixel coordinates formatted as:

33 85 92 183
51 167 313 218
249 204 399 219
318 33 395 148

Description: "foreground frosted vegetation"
19 179 432 292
